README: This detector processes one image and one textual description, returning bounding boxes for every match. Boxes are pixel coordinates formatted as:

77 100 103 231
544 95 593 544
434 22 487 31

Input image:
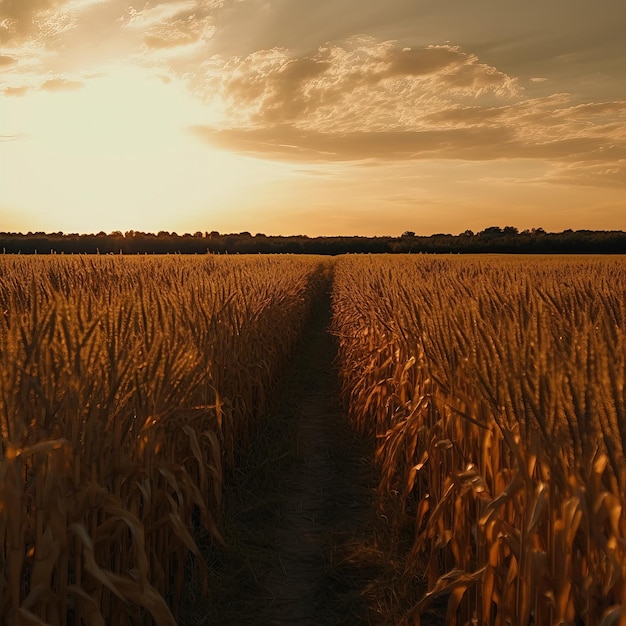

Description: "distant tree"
0 227 624 255
480 226 503 236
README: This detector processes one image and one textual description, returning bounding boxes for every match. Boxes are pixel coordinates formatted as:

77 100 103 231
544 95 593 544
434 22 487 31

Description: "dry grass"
0 254 323 625
332 254 626 625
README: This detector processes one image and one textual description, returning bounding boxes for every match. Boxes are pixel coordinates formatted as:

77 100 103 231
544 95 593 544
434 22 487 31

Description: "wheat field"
2 253 626 625
332 254 626 624
0 254 324 625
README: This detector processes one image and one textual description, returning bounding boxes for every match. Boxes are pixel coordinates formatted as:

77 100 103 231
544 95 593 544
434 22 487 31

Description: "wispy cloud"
122 0 219 52
4 85 29 96
190 124 626 166
0 133 27 141
40 76 83 90
189 125 516 162
547 160 626 189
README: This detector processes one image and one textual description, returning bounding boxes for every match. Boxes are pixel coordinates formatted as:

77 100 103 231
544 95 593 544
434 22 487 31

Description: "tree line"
1 227 625 254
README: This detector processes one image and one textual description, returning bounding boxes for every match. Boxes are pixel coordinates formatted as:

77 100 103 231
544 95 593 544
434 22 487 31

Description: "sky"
1 0 625 236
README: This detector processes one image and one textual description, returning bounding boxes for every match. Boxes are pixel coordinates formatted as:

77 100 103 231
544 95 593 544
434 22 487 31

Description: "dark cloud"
0 0 64 43
0 54 17 66
189 122 626 165
189 124 515 162
441 62 513 93
387 46 462 77
264 58 332 121
278 57 331 84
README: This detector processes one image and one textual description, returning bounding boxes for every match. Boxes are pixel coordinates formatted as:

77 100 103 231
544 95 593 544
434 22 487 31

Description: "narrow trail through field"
186 276 385 625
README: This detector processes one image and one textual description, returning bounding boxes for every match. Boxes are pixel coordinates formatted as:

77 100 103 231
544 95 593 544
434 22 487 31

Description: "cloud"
4 85 29 96
190 123 626 165
0 0 55 31
188 35 626 179
0 0 71 43
547 161 626 189
0 54 17 66
387 46 463 77
189 124 513 161
122 0 219 51
40 76 83 90
196 37 518 130
0 0 117 50
425 97 626 137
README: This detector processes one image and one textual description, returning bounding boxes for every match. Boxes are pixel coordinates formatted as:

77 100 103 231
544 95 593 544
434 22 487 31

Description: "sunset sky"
1 0 625 236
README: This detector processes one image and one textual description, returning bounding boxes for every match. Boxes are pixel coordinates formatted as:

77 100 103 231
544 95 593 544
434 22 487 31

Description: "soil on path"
184 278 385 625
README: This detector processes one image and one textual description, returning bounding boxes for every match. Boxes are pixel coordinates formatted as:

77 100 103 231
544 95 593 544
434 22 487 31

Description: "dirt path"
185 278 384 625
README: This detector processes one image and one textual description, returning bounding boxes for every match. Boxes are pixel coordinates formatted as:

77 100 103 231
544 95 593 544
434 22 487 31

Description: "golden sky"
1 0 625 236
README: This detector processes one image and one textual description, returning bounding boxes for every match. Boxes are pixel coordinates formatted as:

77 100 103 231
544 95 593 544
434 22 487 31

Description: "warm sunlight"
1 3 626 624
1 0 624 235
1 67 296 233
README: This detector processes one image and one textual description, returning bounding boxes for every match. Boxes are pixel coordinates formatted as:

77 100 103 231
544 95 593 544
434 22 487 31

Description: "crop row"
0 255 324 625
332 255 626 625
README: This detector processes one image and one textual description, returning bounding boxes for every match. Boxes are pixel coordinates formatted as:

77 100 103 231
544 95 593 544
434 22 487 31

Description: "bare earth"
181 284 385 625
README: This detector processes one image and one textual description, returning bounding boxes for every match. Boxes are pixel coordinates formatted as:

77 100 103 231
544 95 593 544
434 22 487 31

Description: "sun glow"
1 66 289 234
